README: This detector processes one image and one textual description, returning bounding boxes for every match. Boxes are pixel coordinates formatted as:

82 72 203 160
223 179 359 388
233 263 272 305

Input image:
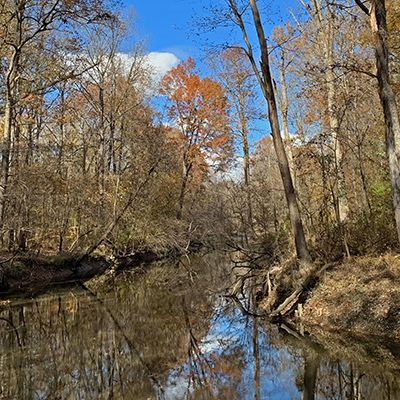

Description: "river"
0 251 399 399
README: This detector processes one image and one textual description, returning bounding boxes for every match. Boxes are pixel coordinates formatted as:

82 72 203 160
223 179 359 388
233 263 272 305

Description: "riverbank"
0 248 183 297
297 253 400 339
0 252 108 296
2 247 400 339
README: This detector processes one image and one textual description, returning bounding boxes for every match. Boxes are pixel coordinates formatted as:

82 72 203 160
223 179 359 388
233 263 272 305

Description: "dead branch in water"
269 263 330 318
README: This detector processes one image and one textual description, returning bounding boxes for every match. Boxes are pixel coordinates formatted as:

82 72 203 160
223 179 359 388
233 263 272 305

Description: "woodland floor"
299 253 400 339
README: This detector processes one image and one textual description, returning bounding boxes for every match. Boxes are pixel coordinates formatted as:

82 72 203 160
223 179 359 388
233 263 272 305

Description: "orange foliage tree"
159 57 233 219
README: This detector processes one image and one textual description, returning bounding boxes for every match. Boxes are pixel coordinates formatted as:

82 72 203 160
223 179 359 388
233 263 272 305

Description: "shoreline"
1 249 400 340
0 248 180 297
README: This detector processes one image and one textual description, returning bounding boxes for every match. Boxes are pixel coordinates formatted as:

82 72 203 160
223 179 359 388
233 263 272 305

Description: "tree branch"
77 160 159 262
355 0 370 15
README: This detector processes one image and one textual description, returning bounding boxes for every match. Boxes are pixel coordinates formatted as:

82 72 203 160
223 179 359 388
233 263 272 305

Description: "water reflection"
0 252 399 399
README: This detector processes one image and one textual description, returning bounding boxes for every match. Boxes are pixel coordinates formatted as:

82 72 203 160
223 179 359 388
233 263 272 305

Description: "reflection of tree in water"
177 296 247 400
173 287 300 400
1 252 400 399
0 252 232 399
230 288 400 400
279 323 400 400
312 360 400 400
0 292 163 399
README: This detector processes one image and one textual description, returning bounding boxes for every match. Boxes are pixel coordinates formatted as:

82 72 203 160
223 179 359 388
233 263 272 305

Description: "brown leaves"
159 57 234 177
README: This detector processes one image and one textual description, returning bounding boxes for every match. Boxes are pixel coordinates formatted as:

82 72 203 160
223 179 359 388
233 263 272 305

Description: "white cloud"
65 51 179 86
145 52 179 79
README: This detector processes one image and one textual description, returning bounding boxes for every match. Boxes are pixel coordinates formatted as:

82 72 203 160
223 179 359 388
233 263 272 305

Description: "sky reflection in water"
0 252 399 399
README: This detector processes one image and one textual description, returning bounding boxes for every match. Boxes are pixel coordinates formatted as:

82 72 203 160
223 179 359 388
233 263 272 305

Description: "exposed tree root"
269 272 315 317
227 249 329 319
269 262 330 318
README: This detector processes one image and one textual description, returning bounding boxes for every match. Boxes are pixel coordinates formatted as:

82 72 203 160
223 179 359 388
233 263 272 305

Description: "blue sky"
124 0 200 59
121 0 301 149
122 0 300 63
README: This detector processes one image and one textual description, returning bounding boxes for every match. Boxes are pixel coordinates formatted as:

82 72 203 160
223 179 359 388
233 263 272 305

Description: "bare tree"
208 47 259 236
225 0 311 263
356 0 400 243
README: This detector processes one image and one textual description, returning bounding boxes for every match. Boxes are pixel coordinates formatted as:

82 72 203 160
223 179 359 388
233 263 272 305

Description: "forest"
0 0 399 305
4 2 400 399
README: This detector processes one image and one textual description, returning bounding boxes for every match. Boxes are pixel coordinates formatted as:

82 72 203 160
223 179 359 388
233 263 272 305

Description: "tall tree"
225 0 312 263
296 0 350 258
271 23 297 188
356 0 400 243
208 47 260 235
159 57 233 220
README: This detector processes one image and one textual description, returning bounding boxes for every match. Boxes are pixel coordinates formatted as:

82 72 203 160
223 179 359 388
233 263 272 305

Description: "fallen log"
269 263 329 318
269 273 314 317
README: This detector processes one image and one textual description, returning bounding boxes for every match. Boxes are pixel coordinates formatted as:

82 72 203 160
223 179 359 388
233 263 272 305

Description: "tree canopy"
0 0 398 261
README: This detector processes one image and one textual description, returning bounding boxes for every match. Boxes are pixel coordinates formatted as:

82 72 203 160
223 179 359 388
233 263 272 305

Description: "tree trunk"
98 84 106 220
247 0 311 262
0 93 13 225
57 89 66 177
358 0 400 243
357 141 372 216
0 50 20 225
238 98 254 234
177 158 192 220
306 0 349 246
325 62 349 223
277 50 296 188
373 0 400 242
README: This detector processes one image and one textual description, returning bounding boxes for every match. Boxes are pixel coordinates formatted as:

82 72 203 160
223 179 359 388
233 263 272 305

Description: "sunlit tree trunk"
325 53 349 223
57 88 66 176
276 49 296 188
177 158 191 220
0 48 20 226
230 0 311 262
0 1 24 225
238 95 254 235
300 0 349 254
356 0 400 243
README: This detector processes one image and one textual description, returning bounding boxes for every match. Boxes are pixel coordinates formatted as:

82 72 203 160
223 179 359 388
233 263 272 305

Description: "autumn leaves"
159 57 234 219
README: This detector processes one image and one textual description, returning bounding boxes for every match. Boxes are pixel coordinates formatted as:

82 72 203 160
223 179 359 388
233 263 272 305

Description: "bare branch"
355 0 370 15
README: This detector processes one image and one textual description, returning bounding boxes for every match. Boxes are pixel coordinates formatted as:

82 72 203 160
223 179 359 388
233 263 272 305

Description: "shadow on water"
0 251 399 399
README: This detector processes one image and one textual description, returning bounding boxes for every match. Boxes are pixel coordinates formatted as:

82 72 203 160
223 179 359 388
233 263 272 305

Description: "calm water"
0 251 400 399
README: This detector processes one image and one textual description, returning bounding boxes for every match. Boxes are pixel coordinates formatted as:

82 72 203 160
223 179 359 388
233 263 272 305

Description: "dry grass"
302 253 400 337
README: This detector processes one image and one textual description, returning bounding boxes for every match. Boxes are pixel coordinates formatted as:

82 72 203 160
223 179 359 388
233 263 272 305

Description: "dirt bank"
0 253 110 296
0 248 179 297
299 253 400 338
